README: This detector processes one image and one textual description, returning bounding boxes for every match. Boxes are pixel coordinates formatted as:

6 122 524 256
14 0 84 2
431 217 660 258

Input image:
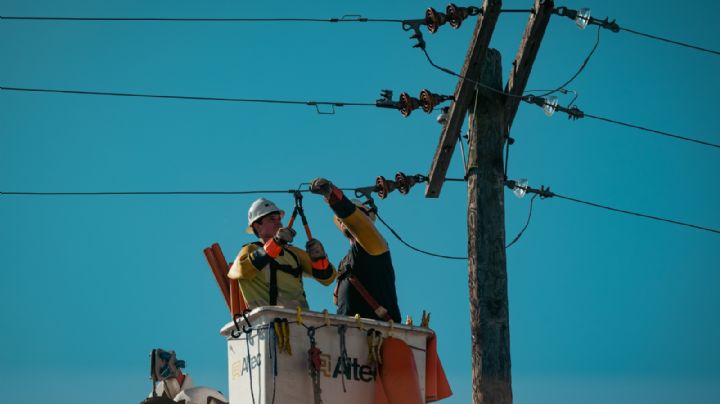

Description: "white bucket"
220 307 434 404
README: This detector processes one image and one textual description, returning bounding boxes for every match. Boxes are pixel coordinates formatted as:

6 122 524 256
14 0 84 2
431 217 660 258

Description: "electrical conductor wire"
0 15 404 23
0 190 311 196
583 112 720 149
619 27 720 56
375 212 466 260
553 193 720 234
0 86 375 107
531 26 601 98
505 194 538 249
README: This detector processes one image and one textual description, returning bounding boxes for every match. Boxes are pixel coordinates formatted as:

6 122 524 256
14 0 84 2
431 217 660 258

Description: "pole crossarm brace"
504 0 554 128
425 0 502 198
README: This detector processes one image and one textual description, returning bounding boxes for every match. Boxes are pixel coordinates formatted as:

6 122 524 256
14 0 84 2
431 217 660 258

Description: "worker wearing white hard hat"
228 197 337 310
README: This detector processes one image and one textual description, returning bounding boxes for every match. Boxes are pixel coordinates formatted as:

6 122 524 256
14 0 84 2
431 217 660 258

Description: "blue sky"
1 1 719 403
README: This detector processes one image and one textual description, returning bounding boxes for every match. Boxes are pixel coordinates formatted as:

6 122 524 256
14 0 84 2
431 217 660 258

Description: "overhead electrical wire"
0 190 304 196
4 8 718 57
505 194 539 249
530 25 601 98
582 112 720 149
375 213 467 260
422 47 718 150
522 96 720 150
552 193 720 235
618 26 720 56
508 182 720 235
0 15 403 23
5 181 718 238
0 86 376 110
551 6 720 57
6 84 713 150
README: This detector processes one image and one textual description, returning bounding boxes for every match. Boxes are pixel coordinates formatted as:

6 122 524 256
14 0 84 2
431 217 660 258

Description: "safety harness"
259 243 302 306
266 191 313 306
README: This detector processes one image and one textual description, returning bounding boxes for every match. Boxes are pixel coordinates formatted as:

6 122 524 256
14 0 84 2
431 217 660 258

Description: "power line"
0 180 453 198
375 212 466 260
505 181 720 235
619 27 720 56
531 25 601 98
0 190 305 196
0 15 403 23
420 47 523 100
6 10 718 57
505 194 538 249
583 112 720 149
554 193 720 235
551 6 720 57
422 46 719 151
522 96 720 150
0 86 376 112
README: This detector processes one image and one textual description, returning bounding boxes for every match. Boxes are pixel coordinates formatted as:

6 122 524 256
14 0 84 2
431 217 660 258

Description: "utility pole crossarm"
425 0 502 198
504 0 554 129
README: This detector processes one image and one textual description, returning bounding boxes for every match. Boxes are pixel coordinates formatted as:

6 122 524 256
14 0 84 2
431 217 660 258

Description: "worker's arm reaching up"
310 177 388 255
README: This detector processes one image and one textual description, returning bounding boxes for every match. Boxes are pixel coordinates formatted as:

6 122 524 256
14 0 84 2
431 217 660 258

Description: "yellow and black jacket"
332 195 402 322
228 242 336 310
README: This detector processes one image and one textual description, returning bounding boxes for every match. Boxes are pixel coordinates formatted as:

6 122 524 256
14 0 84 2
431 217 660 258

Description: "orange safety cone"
375 337 423 404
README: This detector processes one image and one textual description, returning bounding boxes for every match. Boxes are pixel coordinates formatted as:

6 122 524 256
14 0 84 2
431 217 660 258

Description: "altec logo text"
319 354 375 383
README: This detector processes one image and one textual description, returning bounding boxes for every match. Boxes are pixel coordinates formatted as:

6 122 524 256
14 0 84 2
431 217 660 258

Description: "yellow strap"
274 321 284 353
283 321 292 355
296 306 303 326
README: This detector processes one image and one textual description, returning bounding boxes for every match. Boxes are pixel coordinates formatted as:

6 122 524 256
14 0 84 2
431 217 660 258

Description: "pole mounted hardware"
504 179 555 199
376 172 428 199
552 6 619 32
426 4 482 33
375 89 453 117
402 4 483 34
420 89 454 113
523 95 585 120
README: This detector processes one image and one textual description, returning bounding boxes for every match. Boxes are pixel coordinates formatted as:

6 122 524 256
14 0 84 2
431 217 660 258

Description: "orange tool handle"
211 243 248 315
203 246 231 312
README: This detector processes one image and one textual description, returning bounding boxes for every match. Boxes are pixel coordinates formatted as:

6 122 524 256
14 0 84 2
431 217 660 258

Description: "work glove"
309 177 333 197
273 227 296 246
305 239 327 261
310 177 343 204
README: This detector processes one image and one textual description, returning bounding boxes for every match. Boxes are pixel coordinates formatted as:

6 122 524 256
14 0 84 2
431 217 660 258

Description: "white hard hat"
246 198 284 234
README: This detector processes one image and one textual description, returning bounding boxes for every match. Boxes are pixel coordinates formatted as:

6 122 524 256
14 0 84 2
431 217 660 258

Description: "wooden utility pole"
424 1 554 403
467 49 511 403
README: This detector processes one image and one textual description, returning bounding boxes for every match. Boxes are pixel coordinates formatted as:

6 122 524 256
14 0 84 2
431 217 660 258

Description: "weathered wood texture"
467 49 511 404
504 0 554 128
425 0 502 198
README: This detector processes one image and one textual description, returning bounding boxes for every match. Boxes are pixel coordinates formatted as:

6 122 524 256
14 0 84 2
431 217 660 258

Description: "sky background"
1 1 719 403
